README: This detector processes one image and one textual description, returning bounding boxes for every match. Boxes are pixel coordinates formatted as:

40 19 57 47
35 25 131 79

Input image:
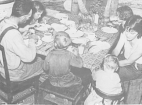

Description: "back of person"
0 0 43 81
96 54 122 95
84 54 122 105
96 70 122 94
47 49 74 77
43 31 82 87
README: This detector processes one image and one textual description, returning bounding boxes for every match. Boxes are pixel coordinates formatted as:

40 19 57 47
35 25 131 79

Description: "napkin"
88 41 110 54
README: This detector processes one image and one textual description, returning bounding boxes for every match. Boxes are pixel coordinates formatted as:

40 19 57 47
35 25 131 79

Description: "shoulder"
113 73 120 81
6 28 21 40
96 69 105 76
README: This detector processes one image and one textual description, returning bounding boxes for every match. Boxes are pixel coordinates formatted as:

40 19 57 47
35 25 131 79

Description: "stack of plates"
51 23 67 32
24 39 42 47
35 24 51 32
101 27 118 34
41 35 53 43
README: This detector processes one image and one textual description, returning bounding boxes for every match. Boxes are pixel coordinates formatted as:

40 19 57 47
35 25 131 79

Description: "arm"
112 33 125 56
8 30 36 62
70 52 83 68
19 25 31 33
119 45 142 67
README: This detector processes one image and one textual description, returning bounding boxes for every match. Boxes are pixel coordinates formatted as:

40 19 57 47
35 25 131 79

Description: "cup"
87 33 96 41
78 45 84 55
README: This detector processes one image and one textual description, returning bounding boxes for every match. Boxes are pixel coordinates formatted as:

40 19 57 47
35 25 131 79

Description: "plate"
24 39 42 46
88 41 110 54
66 30 84 38
112 21 121 25
35 24 51 31
42 36 53 42
101 27 118 33
72 38 88 44
54 13 68 20
51 23 67 32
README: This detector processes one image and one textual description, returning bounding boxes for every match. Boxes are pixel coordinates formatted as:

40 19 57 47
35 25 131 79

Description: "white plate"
101 27 118 33
54 13 68 20
66 30 84 38
24 39 42 46
42 36 53 42
51 23 67 32
89 41 110 54
35 24 51 31
72 38 88 44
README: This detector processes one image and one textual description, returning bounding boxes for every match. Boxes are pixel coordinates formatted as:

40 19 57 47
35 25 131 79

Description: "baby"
84 54 122 105
43 31 83 87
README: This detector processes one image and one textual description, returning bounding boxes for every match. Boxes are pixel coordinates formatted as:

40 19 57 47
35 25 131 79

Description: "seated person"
0 0 43 81
19 1 46 38
109 5 133 53
112 15 142 82
43 31 83 87
84 54 122 105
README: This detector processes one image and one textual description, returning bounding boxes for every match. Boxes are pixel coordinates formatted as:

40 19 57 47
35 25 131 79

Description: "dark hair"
125 15 142 39
11 0 32 17
30 1 46 22
117 5 133 21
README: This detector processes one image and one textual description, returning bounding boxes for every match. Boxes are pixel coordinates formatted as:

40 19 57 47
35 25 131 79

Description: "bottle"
94 13 99 25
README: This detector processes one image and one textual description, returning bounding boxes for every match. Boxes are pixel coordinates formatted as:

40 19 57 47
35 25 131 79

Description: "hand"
67 46 79 56
28 28 35 34
29 34 39 43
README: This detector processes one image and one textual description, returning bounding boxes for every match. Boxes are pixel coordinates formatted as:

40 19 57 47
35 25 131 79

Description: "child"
43 31 83 87
84 54 122 105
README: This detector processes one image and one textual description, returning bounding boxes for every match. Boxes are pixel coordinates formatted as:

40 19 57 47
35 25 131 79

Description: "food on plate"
79 23 97 33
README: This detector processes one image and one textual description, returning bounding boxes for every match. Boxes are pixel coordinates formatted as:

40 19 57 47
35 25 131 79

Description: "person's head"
102 54 119 73
54 31 72 49
11 0 33 24
31 1 46 22
116 6 133 21
124 15 142 41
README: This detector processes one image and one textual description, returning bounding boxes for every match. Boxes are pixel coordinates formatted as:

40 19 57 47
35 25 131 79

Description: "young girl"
84 54 122 105
43 31 83 87
19 1 46 38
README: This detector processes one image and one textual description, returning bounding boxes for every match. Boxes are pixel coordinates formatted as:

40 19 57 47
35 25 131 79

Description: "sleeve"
7 29 36 62
70 52 83 68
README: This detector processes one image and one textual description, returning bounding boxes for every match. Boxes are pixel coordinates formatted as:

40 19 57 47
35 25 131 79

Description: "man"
0 0 43 81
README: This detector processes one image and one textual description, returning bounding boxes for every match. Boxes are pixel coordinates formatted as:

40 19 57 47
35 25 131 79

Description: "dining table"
34 17 119 73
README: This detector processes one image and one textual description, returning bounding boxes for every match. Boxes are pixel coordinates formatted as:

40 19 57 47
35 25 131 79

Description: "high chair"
92 81 125 105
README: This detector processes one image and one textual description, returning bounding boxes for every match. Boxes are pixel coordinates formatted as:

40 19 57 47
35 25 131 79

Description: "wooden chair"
0 44 41 104
92 81 125 105
40 77 91 105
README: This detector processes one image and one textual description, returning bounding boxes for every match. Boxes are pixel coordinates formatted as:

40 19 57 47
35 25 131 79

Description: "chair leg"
7 94 13 104
34 80 40 104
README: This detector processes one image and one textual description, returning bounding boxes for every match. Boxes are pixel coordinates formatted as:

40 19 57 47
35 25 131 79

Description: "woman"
19 1 46 35
109 5 133 53
112 15 142 81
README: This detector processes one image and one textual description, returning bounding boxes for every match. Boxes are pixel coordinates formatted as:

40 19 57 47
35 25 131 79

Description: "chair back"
94 87 124 105
0 44 11 92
